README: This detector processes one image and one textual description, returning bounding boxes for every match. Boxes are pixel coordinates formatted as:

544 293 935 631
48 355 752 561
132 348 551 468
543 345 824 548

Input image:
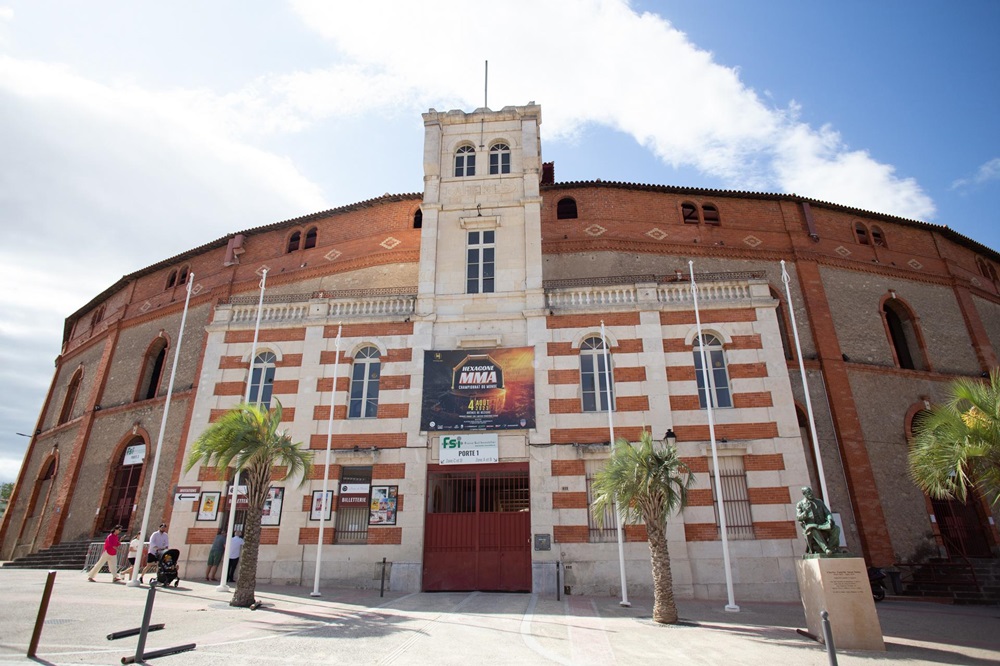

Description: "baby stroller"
154 548 181 587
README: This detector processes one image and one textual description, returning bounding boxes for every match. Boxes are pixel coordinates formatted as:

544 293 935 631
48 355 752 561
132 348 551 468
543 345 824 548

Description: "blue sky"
0 1 998 483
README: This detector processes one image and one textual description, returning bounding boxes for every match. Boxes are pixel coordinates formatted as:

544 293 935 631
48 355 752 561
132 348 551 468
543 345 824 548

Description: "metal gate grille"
423 465 531 592
710 456 755 540
585 459 619 542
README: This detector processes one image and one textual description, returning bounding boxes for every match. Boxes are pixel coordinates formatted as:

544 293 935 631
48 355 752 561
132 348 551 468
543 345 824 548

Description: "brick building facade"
3 103 998 601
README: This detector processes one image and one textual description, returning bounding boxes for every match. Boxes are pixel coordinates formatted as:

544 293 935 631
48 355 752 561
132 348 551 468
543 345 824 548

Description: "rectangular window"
466 230 495 294
249 365 275 407
334 466 372 543
694 349 732 409
581 351 614 412
585 459 619 542
710 456 755 539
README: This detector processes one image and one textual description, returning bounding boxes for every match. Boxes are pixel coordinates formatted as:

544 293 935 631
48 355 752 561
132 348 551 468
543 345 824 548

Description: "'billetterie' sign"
439 433 499 465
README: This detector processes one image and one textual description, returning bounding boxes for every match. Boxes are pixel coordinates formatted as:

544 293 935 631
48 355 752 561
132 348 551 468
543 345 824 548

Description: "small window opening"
702 204 720 225
413 209 423 229
682 203 699 224
871 225 887 248
287 231 301 253
556 198 578 220
304 227 317 249
854 222 870 245
166 270 177 289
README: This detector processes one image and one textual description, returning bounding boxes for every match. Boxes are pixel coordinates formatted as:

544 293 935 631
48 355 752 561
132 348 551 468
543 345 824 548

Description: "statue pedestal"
795 557 885 651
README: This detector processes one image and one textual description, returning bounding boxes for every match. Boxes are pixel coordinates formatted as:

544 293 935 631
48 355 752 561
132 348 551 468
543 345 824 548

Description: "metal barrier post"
380 557 387 598
27 570 56 658
820 610 838 666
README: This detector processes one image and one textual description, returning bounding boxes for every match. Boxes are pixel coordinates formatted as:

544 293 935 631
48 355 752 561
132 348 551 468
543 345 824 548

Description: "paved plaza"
0 568 997 665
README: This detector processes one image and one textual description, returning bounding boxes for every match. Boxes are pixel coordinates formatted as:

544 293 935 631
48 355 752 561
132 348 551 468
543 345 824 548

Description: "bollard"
107 624 164 641
132 582 158 662
820 610 838 666
379 557 387 598
556 561 561 601
27 570 57 658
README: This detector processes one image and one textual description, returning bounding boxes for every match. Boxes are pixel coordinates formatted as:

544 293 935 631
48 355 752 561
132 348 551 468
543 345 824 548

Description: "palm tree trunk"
645 517 678 624
231 464 270 608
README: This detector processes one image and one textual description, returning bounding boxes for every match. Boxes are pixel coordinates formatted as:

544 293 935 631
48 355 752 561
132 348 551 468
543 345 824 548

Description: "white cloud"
952 157 1000 191
281 0 935 220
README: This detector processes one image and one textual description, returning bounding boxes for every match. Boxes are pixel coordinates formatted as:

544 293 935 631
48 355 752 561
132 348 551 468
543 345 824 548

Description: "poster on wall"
197 491 220 521
310 490 333 521
369 486 398 525
260 487 284 526
420 347 535 431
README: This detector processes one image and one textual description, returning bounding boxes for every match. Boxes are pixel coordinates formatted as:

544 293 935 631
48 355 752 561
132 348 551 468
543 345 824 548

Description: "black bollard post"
27 570 57 658
820 610 838 666
132 582 158 662
107 624 164 641
556 562 561 601
380 557 387 598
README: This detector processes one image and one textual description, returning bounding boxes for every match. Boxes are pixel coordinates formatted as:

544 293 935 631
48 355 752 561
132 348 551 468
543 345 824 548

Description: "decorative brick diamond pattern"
743 235 762 248
908 259 923 270
380 236 401 250
192 283 203 295
324 249 342 262
835 246 851 258
584 224 607 237
140 301 152 313
646 228 667 241
972 277 982 288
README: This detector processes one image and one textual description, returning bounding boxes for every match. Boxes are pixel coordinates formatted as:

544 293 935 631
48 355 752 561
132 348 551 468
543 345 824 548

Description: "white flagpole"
780 260 830 504
311 323 342 597
601 320 630 608
128 274 194 587
689 261 739 612
217 269 267 593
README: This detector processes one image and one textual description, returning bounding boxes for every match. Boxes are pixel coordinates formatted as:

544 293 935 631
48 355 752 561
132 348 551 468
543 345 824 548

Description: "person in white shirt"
119 534 142 579
141 523 170 582
227 531 244 583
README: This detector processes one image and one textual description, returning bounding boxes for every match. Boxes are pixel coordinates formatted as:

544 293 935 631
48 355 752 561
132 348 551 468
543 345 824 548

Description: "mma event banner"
421 347 535 431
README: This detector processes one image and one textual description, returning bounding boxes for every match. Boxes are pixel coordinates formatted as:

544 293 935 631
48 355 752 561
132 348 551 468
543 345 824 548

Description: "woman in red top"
87 525 123 583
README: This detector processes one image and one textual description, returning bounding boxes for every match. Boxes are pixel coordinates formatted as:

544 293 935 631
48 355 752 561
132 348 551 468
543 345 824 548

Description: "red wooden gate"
423 463 531 592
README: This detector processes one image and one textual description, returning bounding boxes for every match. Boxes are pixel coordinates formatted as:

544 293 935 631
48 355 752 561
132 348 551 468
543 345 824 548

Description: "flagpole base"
126 578 142 588
216 584 231 593
309 592 321 598
619 601 631 608
724 604 740 613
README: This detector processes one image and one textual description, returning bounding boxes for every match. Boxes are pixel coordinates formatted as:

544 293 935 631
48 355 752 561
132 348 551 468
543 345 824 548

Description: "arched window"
702 203 720 225
348 346 381 418
304 227 318 249
249 352 277 407
854 222 870 245
681 202 699 224
58 369 83 425
693 334 732 408
455 145 476 177
489 143 511 175
413 209 423 229
883 300 927 370
100 437 145 532
580 336 614 412
556 197 578 220
287 231 301 253
136 338 168 401
90 305 106 330
178 266 189 285
166 270 178 289
871 225 887 248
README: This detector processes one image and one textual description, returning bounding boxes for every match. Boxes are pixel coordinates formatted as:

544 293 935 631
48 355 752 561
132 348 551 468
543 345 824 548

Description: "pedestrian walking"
87 525 123 583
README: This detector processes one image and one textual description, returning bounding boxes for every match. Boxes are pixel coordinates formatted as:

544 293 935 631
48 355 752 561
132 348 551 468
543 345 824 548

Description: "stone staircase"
895 558 1000 604
2 541 92 571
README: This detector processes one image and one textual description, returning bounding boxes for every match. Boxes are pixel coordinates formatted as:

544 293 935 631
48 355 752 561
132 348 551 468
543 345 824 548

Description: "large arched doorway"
98 438 146 533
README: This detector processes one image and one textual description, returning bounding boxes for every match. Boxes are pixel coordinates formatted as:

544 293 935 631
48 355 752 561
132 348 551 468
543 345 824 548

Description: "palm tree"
909 369 1000 505
185 401 311 607
591 431 694 624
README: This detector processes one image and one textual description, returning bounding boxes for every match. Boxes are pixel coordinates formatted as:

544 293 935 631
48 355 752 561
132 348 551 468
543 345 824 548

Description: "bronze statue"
796 487 841 556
